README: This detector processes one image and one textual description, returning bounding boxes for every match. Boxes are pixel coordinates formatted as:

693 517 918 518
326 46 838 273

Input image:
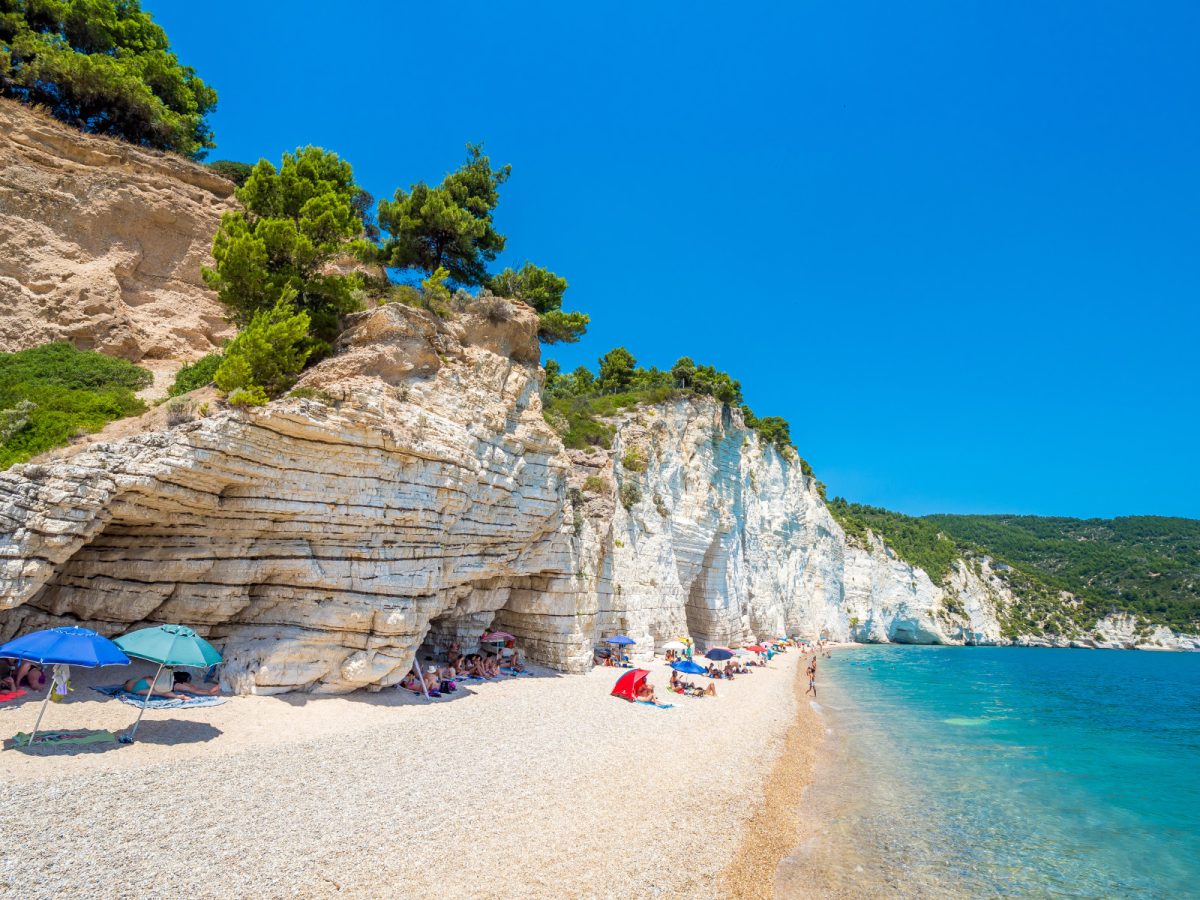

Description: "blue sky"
148 1 1199 519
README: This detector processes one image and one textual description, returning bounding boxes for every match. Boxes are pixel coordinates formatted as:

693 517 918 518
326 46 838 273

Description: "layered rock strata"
1 298 1194 693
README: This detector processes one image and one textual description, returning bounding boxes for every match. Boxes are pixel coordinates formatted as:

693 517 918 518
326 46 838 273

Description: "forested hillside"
828 500 1200 633
927 515 1200 632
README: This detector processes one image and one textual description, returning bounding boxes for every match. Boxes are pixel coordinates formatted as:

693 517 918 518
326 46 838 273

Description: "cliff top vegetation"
543 349 807 470
0 0 216 157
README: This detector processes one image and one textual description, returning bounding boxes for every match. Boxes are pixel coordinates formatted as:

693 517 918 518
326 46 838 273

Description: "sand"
0 649 822 899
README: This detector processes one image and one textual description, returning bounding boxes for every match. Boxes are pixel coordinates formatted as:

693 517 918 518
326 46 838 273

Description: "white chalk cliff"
1 102 1194 693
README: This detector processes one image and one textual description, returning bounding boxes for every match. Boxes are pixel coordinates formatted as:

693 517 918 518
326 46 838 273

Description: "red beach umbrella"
745 645 767 652
611 668 650 701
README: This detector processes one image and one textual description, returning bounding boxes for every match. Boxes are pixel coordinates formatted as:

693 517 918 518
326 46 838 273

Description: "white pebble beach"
1 649 821 899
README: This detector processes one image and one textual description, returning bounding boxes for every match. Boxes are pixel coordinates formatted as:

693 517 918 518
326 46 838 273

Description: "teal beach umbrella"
113 625 222 743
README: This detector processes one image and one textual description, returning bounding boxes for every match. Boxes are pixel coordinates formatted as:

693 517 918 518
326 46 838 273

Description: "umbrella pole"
126 660 165 743
414 662 429 700
26 686 53 747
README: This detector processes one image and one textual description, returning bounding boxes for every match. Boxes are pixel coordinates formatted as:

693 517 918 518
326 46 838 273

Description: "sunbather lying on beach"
171 671 220 696
123 669 181 699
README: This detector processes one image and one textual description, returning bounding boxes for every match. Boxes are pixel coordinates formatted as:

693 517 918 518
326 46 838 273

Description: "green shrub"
206 160 254 186
169 354 223 396
214 295 311 401
619 481 641 511
621 447 646 473
289 387 335 405
0 342 150 469
582 475 607 494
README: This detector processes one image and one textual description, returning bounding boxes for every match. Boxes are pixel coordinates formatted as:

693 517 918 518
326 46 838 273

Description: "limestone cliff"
1 103 1194 693
0 99 235 363
4 297 1192 694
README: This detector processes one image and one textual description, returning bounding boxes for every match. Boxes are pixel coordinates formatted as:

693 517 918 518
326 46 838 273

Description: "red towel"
0 689 27 703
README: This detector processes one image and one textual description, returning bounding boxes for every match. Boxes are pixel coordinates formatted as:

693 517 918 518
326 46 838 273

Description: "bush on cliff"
168 353 223 397
214 295 312 406
203 147 373 348
488 263 589 344
543 350 797 456
0 0 217 157
206 160 254 186
0 342 150 469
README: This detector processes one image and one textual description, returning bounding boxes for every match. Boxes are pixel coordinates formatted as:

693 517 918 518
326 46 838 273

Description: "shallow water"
775 646 1200 898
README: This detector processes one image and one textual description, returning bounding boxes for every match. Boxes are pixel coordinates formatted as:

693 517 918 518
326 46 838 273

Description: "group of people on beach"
0 658 45 693
400 639 526 698
668 669 718 697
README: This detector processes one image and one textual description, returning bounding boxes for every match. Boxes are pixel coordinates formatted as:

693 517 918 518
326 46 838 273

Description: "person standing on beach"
805 657 817 697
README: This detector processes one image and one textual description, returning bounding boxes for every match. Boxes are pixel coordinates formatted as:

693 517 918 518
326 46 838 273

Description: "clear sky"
146 0 1199 519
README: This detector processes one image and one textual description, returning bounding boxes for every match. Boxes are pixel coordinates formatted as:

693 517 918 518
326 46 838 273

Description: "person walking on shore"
805 657 817 697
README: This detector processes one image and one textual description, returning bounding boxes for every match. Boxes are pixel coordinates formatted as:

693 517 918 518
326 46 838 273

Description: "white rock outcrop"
1 299 1194 692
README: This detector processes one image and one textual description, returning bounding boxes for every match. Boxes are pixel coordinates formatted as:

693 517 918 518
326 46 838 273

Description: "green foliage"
543 351 797 461
0 342 150 469
379 143 510 286
927 515 1200 632
0 0 216 156
671 357 696 388
582 475 606 494
621 447 646 473
597 347 637 394
214 294 311 402
488 263 588 344
827 499 962 582
202 146 369 344
206 160 254 186
619 481 641 511
168 353 222 396
288 386 334 405
825 503 1200 634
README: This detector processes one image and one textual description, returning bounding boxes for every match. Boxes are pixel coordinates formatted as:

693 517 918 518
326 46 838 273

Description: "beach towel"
635 701 674 709
92 685 227 709
501 668 534 676
12 729 118 747
0 689 27 703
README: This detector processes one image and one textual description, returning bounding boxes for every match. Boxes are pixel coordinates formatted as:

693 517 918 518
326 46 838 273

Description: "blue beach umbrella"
704 647 734 661
0 626 130 746
114 625 223 743
605 635 636 646
670 660 707 676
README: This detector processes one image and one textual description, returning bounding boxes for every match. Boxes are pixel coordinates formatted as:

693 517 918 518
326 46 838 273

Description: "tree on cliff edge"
378 144 511 286
0 0 217 157
202 147 372 348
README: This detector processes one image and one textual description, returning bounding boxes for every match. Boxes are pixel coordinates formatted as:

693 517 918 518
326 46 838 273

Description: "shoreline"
0 649 817 897
719 651 824 899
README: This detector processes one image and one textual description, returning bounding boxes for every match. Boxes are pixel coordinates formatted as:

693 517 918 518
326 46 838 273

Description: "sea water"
775 646 1200 898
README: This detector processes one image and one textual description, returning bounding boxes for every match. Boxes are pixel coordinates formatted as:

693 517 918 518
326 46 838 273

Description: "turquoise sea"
775 646 1200 898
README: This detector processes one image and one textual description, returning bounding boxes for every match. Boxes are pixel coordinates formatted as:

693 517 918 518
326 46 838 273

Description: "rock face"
0 99 235 362
1 103 1195 690
0 300 1195 693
